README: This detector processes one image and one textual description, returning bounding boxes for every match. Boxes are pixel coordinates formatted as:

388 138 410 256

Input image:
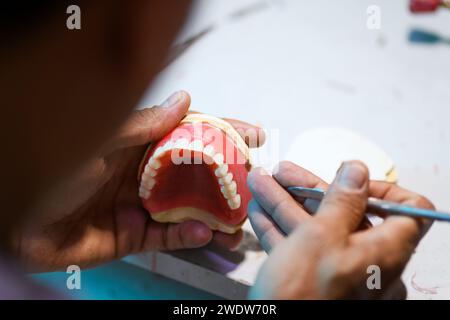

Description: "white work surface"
137 0 450 299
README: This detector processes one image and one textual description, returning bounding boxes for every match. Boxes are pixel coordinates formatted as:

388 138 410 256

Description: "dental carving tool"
287 186 450 222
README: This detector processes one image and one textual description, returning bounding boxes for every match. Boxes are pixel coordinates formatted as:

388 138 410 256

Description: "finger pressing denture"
138 113 252 234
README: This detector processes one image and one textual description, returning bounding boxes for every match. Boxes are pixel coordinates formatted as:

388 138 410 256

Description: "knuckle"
136 107 160 126
272 197 291 219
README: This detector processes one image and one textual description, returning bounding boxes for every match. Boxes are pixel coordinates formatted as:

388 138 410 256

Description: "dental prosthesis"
138 113 252 234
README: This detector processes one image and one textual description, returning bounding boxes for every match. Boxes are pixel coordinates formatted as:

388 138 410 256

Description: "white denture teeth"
228 180 237 192
213 153 224 166
174 138 189 149
143 164 157 177
188 139 204 152
141 177 156 190
140 137 244 205
148 157 161 170
227 194 241 210
220 181 237 200
139 187 151 200
203 145 215 157
153 146 165 158
145 167 157 178
163 140 174 151
215 164 229 178
218 173 233 185
221 186 232 200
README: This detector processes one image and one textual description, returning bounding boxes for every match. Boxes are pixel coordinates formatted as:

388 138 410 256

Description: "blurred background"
33 0 450 299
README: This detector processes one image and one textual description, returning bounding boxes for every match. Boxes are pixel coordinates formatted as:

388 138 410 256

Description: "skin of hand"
247 160 434 299
13 91 265 272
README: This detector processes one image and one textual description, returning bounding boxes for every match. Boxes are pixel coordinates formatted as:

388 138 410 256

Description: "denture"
138 113 252 234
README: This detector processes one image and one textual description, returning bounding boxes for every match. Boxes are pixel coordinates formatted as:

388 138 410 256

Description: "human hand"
15 91 265 272
247 161 433 299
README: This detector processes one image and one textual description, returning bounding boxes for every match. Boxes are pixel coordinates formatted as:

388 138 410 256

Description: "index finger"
350 215 426 272
370 181 434 209
370 181 433 225
247 167 311 235
272 161 329 214
351 182 434 261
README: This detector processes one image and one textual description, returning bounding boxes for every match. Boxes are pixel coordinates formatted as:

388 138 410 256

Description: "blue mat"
31 260 219 300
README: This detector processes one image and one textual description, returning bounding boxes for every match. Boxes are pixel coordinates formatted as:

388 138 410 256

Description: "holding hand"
15 91 265 272
247 161 433 299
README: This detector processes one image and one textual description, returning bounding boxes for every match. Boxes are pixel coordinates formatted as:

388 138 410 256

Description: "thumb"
316 161 369 235
107 91 190 151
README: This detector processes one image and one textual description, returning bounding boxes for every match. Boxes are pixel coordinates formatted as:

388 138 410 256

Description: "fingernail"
336 161 366 189
161 91 183 108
